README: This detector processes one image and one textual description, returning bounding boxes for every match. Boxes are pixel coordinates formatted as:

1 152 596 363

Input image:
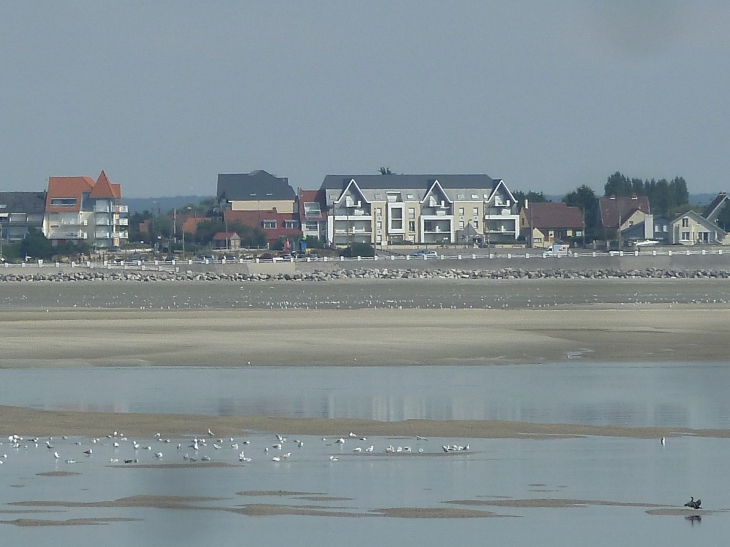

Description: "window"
406 194 415 200
408 208 415 219
305 222 319 231
473 207 479 217
50 197 77 208
474 220 479 229
681 231 690 240
375 208 382 216
376 220 382 230
471 194 478 199
682 218 689 227
284 220 298 229
459 208 464 216
459 220 465 229
457 194 465 199
304 202 321 217
262 220 277 229
408 221 415 232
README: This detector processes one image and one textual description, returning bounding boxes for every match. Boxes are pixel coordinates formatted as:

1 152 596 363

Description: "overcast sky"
1 1 729 197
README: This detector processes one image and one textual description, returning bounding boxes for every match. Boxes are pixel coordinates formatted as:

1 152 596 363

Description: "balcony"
49 231 88 240
117 218 129 226
112 231 129 239
96 218 111 226
113 205 129 214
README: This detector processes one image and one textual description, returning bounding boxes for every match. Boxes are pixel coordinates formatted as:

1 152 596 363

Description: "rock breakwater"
1 267 730 283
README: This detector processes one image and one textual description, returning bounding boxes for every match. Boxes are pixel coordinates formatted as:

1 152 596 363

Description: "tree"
563 185 598 240
19 227 53 259
603 171 690 217
512 190 548 211
378 167 393 175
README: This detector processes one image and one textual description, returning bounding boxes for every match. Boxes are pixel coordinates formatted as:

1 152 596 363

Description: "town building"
318 174 517 246
217 170 301 245
0 192 46 243
43 171 128 248
298 189 327 242
519 201 584 248
670 210 728 245
212 231 241 250
598 195 651 233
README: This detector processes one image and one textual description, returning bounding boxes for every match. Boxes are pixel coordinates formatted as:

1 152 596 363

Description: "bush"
340 242 375 258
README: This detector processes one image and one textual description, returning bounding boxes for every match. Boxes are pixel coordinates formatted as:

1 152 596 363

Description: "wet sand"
2 306 729 368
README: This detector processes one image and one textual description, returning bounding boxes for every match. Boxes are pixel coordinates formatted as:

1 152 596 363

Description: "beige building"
670 210 728 245
319 174 518 246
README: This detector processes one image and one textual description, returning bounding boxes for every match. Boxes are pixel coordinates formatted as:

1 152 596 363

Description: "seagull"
273 443 282 450
297 441 304 448
66 459 77 464
365 445 374 452
335 438 345 444
207 429 214 437
348 432 357 438
329 455 338 461
353 447 362 452
272 456 281 462
53 451 60 459
154 452 163 459
281 452 291 459
661 437 666 445
83 449 92 456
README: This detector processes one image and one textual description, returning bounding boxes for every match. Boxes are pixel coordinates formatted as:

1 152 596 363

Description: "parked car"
412 250 438 258
258 253 274 261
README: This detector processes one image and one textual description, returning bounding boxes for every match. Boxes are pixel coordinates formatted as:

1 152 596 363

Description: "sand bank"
2 405 730 440
1 306 729 368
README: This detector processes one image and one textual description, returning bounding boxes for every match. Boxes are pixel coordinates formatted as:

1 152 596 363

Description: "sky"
1 1 729 198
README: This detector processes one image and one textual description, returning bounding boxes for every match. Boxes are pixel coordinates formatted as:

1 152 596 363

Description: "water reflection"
1 362 729 429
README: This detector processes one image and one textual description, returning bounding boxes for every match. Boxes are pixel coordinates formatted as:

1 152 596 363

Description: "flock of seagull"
0 430 467 468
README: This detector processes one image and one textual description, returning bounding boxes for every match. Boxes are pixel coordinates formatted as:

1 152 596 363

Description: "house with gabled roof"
43 171 128 248
598 195 651 232
670 209 728 245
518 201 584 248
702 192 729 224
0 192 46 243
318 174 514 246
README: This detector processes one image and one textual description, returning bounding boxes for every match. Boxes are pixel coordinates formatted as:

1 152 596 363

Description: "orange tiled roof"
89 171 121 199
45 176 96 213
181 216 205 234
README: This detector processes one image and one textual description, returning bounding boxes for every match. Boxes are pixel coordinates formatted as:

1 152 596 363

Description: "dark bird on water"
684 497 701 509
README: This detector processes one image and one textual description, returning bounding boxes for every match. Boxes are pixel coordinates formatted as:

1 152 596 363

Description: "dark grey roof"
701 192 728 221
0 192 46 213
217 170 295 201
321 174 499 191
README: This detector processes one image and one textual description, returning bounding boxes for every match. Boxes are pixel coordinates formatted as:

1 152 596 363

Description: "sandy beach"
2 305 729 367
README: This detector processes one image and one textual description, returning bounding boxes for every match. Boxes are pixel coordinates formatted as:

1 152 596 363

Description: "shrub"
340 242 375 258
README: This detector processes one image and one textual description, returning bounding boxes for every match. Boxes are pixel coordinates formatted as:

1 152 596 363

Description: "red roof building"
224 209 301 246
519 201 584 248
43 171 128 248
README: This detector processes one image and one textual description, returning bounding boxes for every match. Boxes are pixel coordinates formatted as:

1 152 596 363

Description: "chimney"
631 193 638 200
524 199 529 209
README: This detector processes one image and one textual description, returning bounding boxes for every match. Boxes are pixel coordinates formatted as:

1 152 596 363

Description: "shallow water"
1 362 729 429
0 431 724 546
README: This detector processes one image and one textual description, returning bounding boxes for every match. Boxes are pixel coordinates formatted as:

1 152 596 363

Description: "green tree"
512 190 548 211
378 167 393 175
716 201 730 231
19 227 53 259
563 185 597 240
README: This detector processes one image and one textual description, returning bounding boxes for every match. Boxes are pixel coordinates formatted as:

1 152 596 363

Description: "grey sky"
1 1 729 197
